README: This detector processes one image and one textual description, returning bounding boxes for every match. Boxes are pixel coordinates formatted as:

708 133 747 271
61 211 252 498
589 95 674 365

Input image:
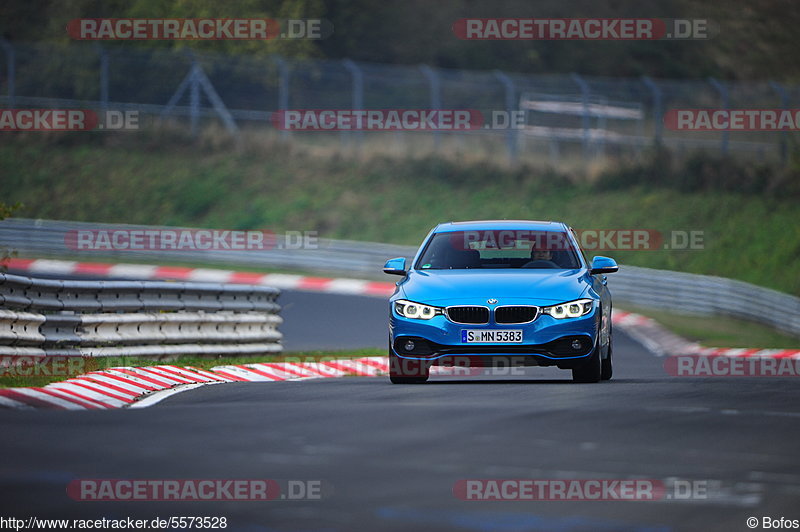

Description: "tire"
389 351 429 384
572 344 601 383
601 329 613 381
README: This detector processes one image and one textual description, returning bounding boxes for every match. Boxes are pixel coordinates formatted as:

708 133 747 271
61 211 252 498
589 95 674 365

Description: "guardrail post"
571 73 592 160
769 81 789 166
494 70 518 164
343 59 364 150
641 76 663 146
0 39 15 108
420 65 442 149
275 56 290 140
708 77 729 155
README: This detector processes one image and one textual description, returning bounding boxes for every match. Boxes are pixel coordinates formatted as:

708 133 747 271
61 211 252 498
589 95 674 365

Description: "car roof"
434 220 568 232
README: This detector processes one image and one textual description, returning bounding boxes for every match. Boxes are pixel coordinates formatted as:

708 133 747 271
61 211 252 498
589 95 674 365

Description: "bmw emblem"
487 298 498 304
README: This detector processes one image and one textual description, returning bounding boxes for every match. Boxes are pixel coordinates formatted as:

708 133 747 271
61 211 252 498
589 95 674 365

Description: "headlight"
542 299 594 319
394 299 442 320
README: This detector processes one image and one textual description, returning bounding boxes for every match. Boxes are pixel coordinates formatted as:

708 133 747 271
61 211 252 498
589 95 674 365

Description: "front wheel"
601 330 613 381
389 351 430 384
572 345 601 383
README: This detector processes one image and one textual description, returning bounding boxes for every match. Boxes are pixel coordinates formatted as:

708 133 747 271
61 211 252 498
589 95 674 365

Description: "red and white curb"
0 357 391 411
613 311 800 359
611 310 699 357
2 258 396 297
688 347 800 359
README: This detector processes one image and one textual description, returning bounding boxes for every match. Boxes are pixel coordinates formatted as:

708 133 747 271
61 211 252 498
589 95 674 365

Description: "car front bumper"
389 305 600 367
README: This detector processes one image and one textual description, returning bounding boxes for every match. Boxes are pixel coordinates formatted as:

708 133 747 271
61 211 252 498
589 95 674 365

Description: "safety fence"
1 41 797 164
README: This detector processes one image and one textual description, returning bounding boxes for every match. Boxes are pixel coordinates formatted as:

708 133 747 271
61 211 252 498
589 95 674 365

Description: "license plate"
461 330 523 343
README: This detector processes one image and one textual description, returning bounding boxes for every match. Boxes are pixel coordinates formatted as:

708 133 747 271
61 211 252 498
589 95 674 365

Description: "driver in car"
524 245 559 268
531 247 553 262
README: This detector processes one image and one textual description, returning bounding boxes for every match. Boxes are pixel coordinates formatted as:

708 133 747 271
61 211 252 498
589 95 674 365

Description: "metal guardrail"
608 265 800 338
0 271 282 359
2 218 799 338
0 218 412 277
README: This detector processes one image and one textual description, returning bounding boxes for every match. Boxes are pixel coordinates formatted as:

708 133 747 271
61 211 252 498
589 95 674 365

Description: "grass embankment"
2 132 799 294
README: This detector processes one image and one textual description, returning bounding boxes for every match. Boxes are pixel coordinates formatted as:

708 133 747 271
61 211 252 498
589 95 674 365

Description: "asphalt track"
279 289 388 351
1 289 800 531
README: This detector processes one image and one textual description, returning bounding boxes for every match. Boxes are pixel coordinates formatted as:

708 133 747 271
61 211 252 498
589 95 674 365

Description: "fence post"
571 73 591 160
193 67 239 138
0 39 15 108
769 81 789 166
707 77 729 155
493 70 517 164
275 56 290 140
419 65 442 149
95 44 109 116
160 54 237 138
343 59 364 150
161 55 197 127
641 76 663 147
189 61 200 136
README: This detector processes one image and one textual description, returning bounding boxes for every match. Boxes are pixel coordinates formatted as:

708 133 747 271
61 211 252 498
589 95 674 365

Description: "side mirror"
590 256 618 275
383 257 407 276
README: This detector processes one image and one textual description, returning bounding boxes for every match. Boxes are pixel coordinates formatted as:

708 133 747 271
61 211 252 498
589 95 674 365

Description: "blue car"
383 220 618 384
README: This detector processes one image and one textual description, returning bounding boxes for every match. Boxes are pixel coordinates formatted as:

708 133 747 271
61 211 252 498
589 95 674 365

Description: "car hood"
399 269 591 305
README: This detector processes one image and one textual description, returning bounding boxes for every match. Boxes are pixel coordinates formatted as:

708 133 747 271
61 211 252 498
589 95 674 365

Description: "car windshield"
415 230 582 270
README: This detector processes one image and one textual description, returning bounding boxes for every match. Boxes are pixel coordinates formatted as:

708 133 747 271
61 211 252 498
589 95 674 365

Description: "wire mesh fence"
1 41 797 166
